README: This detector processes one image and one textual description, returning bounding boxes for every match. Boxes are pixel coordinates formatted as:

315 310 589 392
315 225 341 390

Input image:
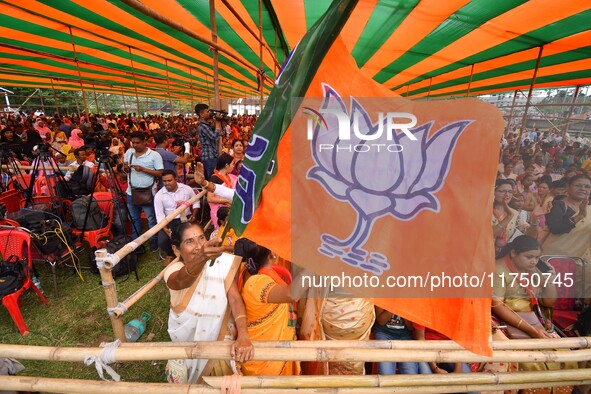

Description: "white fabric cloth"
213 183 235 200
165 253 235 383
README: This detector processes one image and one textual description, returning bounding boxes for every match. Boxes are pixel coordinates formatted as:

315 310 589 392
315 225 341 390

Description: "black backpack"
106 235 139 280
0 255 28 300
68 165 94 196
70 196 105 230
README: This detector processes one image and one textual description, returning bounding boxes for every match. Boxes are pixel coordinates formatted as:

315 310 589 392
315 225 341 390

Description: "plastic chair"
71 192 114 249
0 189 23 214
0 228 49 335
9 173 30 191
539 255 587 336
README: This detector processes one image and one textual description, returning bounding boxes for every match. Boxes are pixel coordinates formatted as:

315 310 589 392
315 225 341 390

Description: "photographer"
154 132 191 173
195 103 221 179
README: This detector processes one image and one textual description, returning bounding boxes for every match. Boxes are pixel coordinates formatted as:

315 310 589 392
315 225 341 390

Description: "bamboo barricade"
1 372 591 394
2 341 591 363
112 265 173 318
1 164 70 171
118 336 591 351
95 190 206 341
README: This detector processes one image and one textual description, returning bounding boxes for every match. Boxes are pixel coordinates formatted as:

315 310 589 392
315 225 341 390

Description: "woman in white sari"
164 222 254 383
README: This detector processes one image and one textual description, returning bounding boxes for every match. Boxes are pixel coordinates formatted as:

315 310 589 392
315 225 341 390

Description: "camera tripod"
0 144 30 193
24 145 73 219
78 151 139 240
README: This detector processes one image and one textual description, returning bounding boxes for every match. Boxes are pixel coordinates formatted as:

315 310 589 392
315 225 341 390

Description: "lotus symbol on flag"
306 84 472 274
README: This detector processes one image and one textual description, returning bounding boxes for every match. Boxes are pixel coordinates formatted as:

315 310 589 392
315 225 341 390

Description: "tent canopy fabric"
0 0 588 101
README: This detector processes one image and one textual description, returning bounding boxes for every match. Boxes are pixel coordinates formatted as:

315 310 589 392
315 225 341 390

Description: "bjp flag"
229 0 503 355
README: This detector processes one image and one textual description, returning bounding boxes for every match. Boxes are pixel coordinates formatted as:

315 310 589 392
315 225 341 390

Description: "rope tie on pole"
83 340 121 382
107 302 129 318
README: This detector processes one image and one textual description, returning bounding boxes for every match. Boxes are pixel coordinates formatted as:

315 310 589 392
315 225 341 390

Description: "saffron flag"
230 0 503 355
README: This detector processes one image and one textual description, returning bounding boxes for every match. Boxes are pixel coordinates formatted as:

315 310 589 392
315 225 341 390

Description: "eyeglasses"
181 234 207 247
495 189 513 194
572 184 591 190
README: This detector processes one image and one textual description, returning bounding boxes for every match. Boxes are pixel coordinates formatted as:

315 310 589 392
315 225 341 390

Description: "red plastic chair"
539 255 587 336
9 173 30 191
0 228 49 335
71 192 114 249
0 189 23 214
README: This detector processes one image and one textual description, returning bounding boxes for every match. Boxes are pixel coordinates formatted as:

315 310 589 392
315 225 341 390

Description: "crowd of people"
0 106 589 393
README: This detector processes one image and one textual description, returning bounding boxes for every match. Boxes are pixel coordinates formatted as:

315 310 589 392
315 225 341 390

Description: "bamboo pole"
119 0 273 84
219 0 280 70
1 375 588 394
2 165 69 171
114 266 173 317
205 369 591 388
2 342 591 364
98 264 125 341
118 336 591 350
517 45 544 153
67 26 89 119
99 190 206 269
209 0 221 110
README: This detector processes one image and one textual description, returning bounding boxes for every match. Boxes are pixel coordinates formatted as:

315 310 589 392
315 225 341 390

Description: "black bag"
68 165 94 196
7 209 46 233
106 235 138 280
70 196 105 230
128 154 154 206
33 220 77 258
0 255 28 300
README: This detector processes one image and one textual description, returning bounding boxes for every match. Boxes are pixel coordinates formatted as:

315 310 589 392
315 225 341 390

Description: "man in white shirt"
154 169 200 265
64 147 94 181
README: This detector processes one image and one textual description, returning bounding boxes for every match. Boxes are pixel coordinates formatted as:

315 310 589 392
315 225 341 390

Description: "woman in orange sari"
234 238 300 376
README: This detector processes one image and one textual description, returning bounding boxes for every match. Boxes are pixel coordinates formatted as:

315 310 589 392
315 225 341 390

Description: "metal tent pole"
506 90 518 135
50 78 59 116
128 47 142 117
562 85 581 140
466 64 475 97
68 26 89 119
517 45 544 153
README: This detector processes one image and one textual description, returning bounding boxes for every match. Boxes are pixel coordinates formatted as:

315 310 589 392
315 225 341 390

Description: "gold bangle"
234 314 246 321
203 180 209 189
184 265 199 277
516 319 524 329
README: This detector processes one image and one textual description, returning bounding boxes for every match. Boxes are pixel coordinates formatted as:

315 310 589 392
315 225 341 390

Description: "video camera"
86 129 113 159
209 109 229 122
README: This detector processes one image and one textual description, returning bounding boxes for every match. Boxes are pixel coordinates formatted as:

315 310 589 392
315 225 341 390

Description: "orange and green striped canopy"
0 0 588 100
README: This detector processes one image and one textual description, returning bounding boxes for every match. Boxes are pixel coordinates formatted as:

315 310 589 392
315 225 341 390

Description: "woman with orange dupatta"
234 238 300 377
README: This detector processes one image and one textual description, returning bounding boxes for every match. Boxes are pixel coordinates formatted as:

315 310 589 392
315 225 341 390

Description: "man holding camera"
154 132 191 173
195 103 221 179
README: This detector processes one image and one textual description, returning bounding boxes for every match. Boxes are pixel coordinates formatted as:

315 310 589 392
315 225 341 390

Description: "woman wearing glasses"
164 222 254 383
542 174 591 299
493 179 538 257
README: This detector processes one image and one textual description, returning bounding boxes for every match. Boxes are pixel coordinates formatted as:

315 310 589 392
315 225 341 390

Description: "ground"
0 244 172 383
